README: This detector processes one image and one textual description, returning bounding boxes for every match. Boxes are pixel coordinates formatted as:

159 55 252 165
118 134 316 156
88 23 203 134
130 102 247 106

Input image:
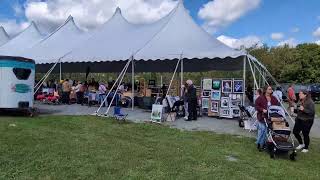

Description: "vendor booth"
1 0 292 123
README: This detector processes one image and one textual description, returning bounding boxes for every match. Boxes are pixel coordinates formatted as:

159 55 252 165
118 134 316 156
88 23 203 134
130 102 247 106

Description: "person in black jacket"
293 89 315 153
185 80 197 121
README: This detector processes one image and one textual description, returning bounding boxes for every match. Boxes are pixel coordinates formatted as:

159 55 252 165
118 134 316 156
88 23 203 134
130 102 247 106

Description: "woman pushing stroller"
255 86 280 151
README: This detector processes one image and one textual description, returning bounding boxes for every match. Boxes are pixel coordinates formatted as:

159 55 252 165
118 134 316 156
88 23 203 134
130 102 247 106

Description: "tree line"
249 43 320 84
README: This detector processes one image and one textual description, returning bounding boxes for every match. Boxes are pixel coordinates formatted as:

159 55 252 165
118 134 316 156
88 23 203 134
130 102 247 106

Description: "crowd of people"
36 78 129 106
254 85 315 153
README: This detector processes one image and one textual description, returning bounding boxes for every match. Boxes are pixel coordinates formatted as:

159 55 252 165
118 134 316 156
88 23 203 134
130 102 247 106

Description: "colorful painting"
211 90 221 101
222 80 232 93
212 80 221 90
203 79 212 90
233 80 244 93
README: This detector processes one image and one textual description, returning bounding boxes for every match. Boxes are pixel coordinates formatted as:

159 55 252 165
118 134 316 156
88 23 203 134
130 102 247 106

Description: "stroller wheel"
270 147 276 159
289 152 296 161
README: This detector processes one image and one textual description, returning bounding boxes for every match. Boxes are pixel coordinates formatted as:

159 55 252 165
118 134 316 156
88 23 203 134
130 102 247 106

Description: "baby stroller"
266 106 297 160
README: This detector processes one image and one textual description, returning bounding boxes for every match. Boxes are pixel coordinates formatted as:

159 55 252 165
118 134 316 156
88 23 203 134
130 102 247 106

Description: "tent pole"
95 59 131 115
59 61 62 81
249 57 294 124
248 57 259 89
180 53 184 96
34 58 61 95
131 55 134 110
243 55 246 104
105 60 131 115
166 58 182 97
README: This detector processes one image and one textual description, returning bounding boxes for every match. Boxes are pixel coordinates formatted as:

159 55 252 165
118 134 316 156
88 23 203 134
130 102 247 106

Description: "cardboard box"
166 112 176 122
271 117 283 122
272 121 286 130
145 89 152 97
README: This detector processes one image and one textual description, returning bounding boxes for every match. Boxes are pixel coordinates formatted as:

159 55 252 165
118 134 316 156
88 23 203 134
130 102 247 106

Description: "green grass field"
316 104 320 117
0 116 319 179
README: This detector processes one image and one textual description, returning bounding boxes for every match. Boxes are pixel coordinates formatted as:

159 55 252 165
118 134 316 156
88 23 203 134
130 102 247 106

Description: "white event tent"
1 0 286 118
0 26 10 46
0 22 44 56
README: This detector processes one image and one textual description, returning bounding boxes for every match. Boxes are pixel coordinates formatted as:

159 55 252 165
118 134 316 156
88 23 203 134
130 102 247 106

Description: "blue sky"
0 0 319 47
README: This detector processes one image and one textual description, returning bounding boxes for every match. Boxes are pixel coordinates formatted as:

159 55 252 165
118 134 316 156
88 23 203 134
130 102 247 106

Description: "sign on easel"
151 104 163 123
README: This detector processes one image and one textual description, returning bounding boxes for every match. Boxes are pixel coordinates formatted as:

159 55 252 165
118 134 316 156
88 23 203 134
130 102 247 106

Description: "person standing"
185 80 197 121
75 81 84 104
255 85 279 151
62 79 71 104
274 86 283 103
98 82 107 107
293 90 315 153
182 83 189 120
287 84 296 116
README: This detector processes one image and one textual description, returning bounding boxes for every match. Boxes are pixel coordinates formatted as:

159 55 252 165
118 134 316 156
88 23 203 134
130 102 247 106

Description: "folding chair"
113 107 128 122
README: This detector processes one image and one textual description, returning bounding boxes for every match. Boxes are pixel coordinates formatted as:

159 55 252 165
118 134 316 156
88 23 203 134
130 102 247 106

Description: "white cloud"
23 0 177 33
270 32 284 40
313 27 320 38
277 38 297 48
316 40 320 45
217 35 263 49
291 27 299 33
198 0 261 33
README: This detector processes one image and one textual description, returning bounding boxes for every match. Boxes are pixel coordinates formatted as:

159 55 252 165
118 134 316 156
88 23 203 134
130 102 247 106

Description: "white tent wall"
0 26 10 47
0 22 44 56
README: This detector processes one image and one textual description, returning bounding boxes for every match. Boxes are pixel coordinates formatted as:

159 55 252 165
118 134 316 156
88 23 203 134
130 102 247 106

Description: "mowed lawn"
0 116 320 180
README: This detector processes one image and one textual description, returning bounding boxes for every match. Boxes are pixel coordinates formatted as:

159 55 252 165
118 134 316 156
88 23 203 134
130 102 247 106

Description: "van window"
12 68 31 80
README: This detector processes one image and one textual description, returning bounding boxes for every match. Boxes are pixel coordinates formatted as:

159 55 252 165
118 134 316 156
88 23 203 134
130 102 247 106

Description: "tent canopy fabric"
0 22 44 56
21 16 89 63
60 7 175 63
0 27 10 46
34 0 245 66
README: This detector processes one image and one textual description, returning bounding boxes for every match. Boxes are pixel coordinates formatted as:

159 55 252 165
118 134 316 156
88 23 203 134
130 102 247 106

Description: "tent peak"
115 7 122 14
66 15 74 21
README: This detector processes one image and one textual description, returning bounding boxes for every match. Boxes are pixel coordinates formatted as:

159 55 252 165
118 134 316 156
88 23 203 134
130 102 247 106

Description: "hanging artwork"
221 97 230 108
203 79 212 90
233 80 244 93
220 108 231 118
211 90 221 101
202 90 211 97
232 108 241 117
211 101 219 113
230 100 242 108
212 80 221 90
202 98 209 109
222 80 232 93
